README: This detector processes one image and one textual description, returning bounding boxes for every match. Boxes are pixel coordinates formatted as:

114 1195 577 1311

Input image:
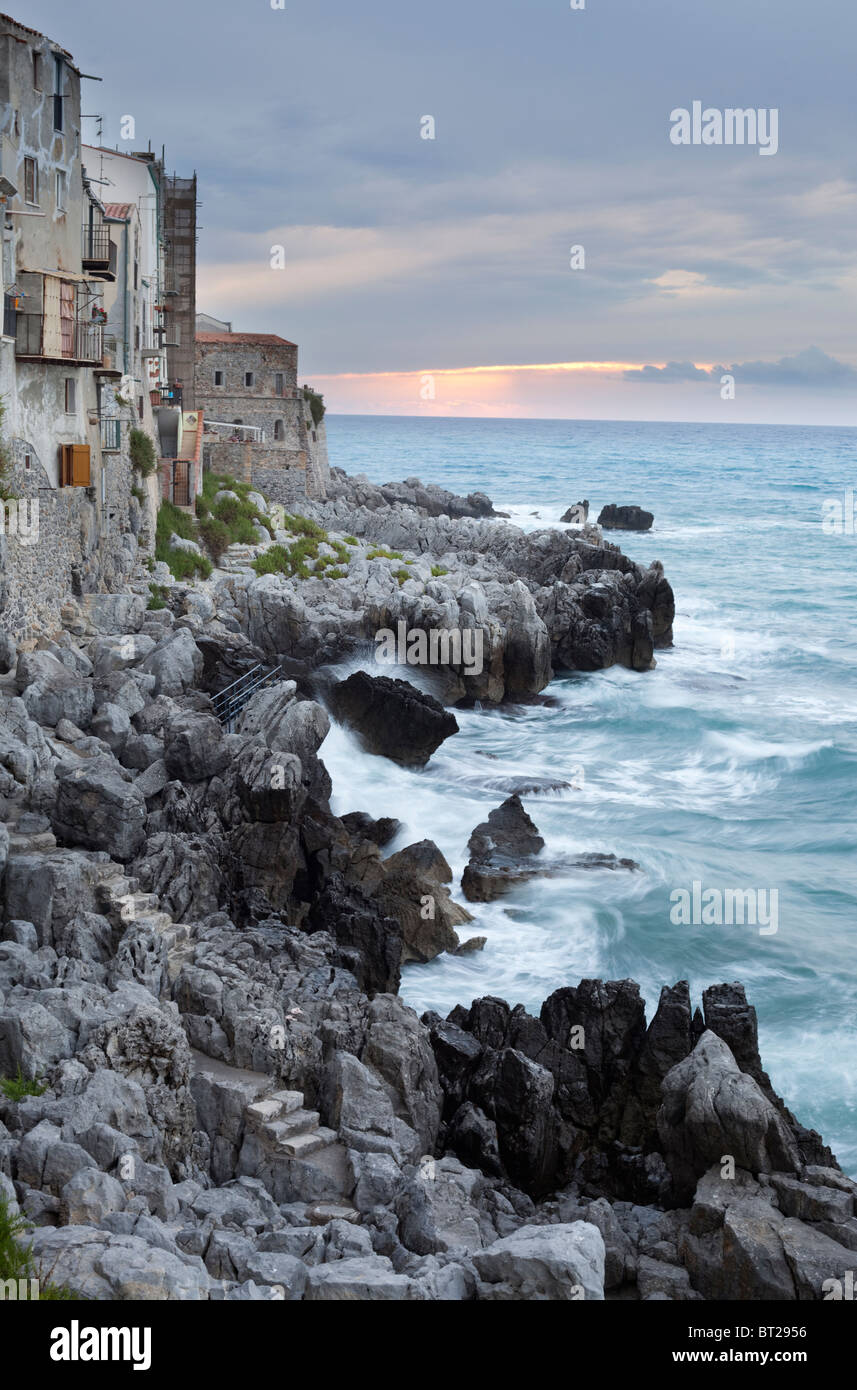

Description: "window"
24 157 38 205
55 170 67 211
274 419 285 441
64 378 76 413
24 454 31 472
214 370 224 387
33 52 41 90
275 373 284 397
244 372 254 389
138 397 143 418
53 55 64 132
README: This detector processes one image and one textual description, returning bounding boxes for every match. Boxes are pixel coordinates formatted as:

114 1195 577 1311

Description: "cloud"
714 347 857 388
626 347 857 389
624 361 712 382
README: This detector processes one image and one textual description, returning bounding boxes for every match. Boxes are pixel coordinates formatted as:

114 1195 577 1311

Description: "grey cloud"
627 348 857 390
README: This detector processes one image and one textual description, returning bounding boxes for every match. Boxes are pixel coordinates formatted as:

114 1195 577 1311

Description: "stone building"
0 13 157 639
82 146 199 510
195 327 328 502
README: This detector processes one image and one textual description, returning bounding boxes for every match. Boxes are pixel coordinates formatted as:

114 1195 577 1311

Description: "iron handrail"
212 663 281 729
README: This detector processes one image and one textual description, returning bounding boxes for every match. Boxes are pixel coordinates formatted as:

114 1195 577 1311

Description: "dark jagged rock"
329 671 459 767
597 504 654 531
307 872 402 995
340 811 401 848
461 796 637 902
461 795 544 902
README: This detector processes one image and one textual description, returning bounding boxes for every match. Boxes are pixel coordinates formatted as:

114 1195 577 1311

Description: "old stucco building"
195 328 329 502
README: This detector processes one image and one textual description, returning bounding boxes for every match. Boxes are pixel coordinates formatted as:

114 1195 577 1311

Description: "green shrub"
199 517 231 563
167 549 211 582
147 583 167 611
367 548 403 561
129 428 158 478
431 564 448 577
343 536 358 546
195 495 210 519
1 1067 47 1102
0 1197 78 1300
302 386 326 427
393 568 410 586
131 485 145 505
280 513 326 540
326 567 346 580
252 535 319 580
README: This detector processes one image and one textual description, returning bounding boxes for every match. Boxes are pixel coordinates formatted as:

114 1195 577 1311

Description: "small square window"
64 378 76 412
24 157 38 205
244 372 254 389
214 370 224 387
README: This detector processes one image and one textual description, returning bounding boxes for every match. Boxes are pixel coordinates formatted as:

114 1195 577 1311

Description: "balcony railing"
99 417 121 451
155 383 183 408
15 314 104 363
81 226 117 280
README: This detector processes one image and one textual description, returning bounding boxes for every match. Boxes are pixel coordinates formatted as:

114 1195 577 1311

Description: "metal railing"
82 226 117 277
15 314 103 362
74 321 104 362
203 420 265 442
212 664 281 731
99 417 121 451
155 383 183 408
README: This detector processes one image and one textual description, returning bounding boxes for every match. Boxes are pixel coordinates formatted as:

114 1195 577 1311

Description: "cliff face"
0 474 848 1302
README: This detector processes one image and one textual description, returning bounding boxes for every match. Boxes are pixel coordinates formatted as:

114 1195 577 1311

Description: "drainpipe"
122 217 130 375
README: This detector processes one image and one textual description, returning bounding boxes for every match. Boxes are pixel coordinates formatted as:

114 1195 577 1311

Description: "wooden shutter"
43 275 63 358
71 445 90 486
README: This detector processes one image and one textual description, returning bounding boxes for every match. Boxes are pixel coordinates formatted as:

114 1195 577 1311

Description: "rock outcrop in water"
461 796 638 902
597 504 654 532
329 672 459 767
0 470 842 1302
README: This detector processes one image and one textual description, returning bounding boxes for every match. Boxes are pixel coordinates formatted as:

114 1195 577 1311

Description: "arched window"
274 419 284 441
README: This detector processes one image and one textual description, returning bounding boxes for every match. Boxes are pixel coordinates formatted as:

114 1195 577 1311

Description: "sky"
21 0 857 422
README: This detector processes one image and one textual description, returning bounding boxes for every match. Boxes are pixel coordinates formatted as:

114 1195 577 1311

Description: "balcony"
15 314 104 364
154 382 183 408
81 226 118 281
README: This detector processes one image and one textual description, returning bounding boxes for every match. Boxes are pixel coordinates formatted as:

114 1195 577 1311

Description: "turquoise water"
322 415 857 1172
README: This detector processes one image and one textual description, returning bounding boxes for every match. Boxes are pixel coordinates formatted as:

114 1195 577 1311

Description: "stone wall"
0 400 153 641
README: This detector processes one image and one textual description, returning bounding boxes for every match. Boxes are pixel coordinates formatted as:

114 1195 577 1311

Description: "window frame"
244 371 255 389
213 370 224 387
64 377 76 414
24 157 39 206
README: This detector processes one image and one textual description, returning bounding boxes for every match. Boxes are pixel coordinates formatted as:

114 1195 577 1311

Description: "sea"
321 414 857 1174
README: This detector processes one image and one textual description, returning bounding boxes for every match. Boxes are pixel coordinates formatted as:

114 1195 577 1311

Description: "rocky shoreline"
0 473 852 1301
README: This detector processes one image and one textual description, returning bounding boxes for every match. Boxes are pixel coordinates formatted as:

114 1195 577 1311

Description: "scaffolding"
163 173 197 409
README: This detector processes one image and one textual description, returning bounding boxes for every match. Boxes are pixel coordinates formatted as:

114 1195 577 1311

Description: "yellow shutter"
71 445 90 486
